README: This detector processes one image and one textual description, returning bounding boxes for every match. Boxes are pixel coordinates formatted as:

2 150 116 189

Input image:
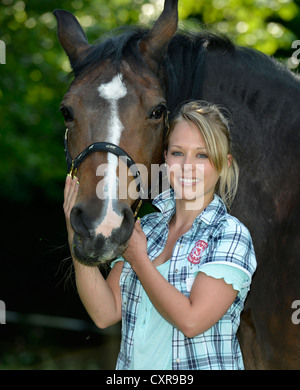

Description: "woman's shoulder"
222 211 253 240
201 212 257 275
203 195 252 241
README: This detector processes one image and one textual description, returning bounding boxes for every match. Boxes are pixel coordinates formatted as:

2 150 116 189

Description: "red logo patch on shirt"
188 240 208 264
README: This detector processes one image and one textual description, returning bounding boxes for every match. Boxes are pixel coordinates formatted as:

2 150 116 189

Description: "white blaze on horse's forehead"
95 74 127 237
97 74 127 145
98 74 127 101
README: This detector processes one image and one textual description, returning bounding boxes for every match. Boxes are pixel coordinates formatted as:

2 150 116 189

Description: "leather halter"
64 128 145 219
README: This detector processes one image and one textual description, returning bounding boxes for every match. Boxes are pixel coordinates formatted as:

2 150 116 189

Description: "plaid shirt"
115 190 257 370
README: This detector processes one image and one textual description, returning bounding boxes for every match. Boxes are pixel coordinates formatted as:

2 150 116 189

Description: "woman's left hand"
122 219 148 267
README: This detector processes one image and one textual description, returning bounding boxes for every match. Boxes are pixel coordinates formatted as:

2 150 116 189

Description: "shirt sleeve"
110 256 125 269
198 263 250 292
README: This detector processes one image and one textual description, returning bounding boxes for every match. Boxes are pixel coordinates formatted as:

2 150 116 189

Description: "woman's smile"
177 177 201 186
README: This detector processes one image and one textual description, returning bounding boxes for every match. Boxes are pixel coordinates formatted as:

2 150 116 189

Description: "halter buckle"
69 161 77 179
133 199 143 220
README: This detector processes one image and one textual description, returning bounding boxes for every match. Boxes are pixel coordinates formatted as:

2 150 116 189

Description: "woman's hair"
164 101 239 210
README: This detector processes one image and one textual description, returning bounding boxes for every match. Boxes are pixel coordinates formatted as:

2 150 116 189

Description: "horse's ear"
54 9 91 69
139 0 178 74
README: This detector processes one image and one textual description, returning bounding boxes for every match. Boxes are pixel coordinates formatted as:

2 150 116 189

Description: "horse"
54 0 300 369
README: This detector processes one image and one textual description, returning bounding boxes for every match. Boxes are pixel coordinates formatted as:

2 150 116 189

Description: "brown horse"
54 0 300 369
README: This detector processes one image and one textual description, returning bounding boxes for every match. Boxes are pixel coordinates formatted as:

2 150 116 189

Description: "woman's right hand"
63 174 79 249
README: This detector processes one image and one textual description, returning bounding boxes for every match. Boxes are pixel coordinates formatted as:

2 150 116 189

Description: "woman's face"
165 120 220 209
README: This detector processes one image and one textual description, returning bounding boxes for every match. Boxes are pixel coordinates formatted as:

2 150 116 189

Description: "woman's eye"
171 151 183 156
197 154 208 158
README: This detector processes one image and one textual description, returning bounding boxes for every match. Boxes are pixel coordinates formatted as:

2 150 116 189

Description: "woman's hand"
63 174 79 248
122 219 149 268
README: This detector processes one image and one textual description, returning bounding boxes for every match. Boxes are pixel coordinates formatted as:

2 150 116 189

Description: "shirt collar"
152 188 176 221
152 189 227 226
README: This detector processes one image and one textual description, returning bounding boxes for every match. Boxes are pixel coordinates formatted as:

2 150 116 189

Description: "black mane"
165 30 235 112
71 26 234 75
71 26 149 77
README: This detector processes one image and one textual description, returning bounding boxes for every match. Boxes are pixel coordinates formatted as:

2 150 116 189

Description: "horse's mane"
165 29 235 112
71 26 149 77
71 26 235 77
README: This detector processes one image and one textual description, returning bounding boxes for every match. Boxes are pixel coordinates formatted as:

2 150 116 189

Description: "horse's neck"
165 41 300 134
203 48 300 105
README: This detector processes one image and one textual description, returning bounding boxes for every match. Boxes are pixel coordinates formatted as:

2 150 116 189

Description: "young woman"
64 101 257 370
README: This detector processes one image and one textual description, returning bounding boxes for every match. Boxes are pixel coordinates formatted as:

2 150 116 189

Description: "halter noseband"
64 128 145 219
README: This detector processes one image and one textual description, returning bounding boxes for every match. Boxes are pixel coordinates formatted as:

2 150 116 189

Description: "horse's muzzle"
70 200 134 265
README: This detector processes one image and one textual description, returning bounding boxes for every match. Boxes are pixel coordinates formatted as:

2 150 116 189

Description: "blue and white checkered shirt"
114 189 257 370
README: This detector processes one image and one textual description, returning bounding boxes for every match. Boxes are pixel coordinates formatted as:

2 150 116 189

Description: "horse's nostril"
118 203 135 241
70 205 91 238
121 204 131 219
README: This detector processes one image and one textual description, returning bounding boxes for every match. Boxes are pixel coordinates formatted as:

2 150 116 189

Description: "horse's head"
54 0 178 265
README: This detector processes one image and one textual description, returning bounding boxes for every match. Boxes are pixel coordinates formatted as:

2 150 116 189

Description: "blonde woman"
64 101 257 370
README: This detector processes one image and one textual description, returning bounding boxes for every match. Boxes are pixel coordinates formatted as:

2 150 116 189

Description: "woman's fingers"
63 175 79 250
135 218 142 229
63 175 72 210
63 175 79 219
69 176 79 209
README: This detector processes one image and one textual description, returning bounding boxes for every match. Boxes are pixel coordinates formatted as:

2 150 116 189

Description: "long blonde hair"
165 101 239 210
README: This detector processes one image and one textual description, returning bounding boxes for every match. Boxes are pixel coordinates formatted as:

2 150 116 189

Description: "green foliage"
178 0 300 57
1 0 299 202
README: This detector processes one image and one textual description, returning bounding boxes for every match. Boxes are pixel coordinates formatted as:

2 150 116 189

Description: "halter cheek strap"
64 129 145 218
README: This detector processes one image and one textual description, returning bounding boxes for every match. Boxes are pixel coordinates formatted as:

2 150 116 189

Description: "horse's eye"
150 104 166 120
60 106 74 122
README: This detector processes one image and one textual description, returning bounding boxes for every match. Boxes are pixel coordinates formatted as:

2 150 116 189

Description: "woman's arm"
123 221 237 338
63 175 122 329
72 260 123 329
